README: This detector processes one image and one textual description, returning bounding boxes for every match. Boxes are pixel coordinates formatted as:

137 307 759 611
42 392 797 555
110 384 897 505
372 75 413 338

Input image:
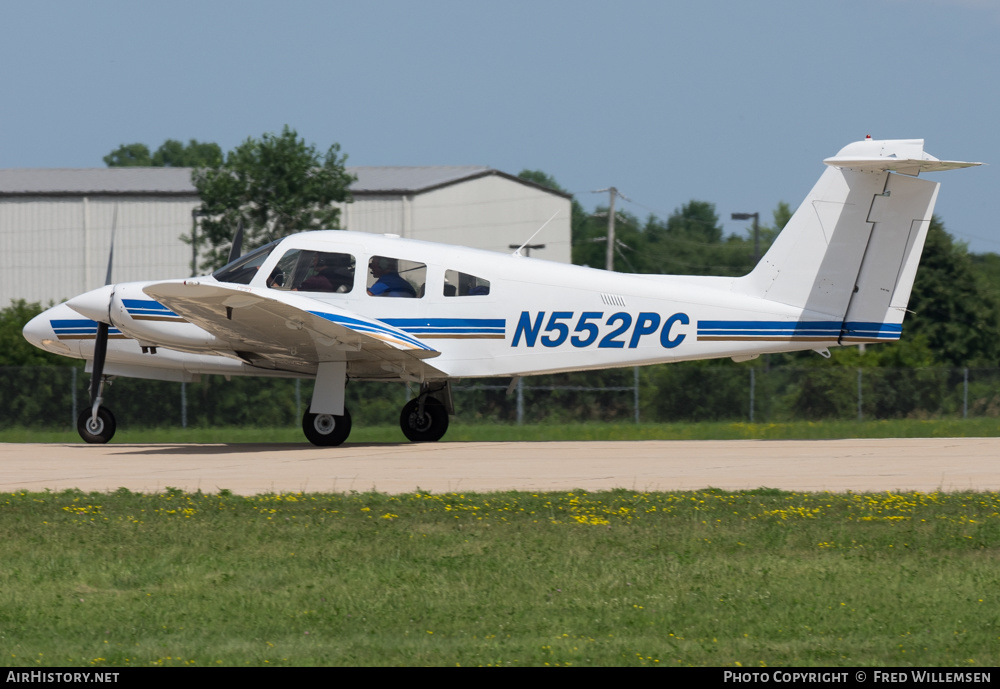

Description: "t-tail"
735 137 979 344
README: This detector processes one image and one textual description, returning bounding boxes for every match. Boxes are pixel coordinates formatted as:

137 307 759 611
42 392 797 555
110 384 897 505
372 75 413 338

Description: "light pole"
732 211 760 263
509 243 545 257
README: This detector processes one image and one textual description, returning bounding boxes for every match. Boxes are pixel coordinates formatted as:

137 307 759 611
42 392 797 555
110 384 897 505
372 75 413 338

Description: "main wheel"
302 408 352 446
77 407 117 444
400 397 449 442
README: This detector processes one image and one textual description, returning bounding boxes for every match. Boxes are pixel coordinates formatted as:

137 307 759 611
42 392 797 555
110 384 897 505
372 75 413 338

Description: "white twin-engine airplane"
23 138 979 446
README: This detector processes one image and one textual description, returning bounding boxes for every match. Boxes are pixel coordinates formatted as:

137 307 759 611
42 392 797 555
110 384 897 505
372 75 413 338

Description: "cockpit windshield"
212 240 281 285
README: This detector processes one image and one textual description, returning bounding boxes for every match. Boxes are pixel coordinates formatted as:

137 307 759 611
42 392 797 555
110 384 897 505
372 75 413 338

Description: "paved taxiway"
2 438 998 495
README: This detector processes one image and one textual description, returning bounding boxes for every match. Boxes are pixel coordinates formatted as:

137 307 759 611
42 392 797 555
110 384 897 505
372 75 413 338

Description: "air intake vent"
601 293 626 307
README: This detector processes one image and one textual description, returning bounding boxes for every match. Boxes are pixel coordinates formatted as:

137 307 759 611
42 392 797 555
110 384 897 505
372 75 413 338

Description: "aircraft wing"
142 280 446 380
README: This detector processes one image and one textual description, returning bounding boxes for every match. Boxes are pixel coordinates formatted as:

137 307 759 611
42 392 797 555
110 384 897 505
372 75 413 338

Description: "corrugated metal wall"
3 178 572 306
337 177 571 262
338 196 405 236
411 176 571 262
1 196 199 305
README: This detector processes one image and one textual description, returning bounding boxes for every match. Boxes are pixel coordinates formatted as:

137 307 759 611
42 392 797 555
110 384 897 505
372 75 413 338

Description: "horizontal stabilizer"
824 138 980 176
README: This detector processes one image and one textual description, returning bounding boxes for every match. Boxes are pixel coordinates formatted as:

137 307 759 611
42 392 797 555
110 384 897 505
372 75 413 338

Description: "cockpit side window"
268 249 356 293
444 270 490 296
367 256 425 298
212 240 281 285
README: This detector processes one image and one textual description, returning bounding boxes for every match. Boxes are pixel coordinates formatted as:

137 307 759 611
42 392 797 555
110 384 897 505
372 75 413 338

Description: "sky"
2 0 997 252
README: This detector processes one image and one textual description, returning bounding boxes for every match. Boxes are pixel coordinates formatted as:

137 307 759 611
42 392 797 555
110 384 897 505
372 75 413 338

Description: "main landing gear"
302 408 353 446
400 396 449 442
301 382 452 446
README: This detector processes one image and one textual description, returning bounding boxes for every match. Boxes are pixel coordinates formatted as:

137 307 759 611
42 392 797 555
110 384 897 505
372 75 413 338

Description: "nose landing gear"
77 405 117 444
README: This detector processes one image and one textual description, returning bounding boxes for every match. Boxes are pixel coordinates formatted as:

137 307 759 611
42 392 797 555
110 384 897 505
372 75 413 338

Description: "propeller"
87 205 117 426
227 219 244 264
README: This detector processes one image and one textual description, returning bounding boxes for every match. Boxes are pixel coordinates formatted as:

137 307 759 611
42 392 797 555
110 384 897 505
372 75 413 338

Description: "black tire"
400 397 449 442
77 407 117 444
302 408 352 446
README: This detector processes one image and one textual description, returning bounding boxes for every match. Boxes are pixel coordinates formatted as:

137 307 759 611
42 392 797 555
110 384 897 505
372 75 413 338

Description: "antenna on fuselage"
511 210 560 257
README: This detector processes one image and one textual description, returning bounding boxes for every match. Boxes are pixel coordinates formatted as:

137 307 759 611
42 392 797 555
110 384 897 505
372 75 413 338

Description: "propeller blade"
90 205 117 416
105 205 117 286
90 322 109 406
227 220 244 264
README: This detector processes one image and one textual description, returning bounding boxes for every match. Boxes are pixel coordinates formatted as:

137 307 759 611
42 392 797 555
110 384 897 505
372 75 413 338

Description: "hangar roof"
0 167 197 196
0 166 571 199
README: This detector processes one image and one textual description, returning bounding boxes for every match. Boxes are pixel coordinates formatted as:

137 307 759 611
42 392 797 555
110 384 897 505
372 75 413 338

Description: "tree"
517 170 641 272
152 139 222 167
753 201 792 248
901 216 1000 367
0 301 75 366
770 215 1000 369
643 201 753 276
103 143 152 167
104 139 222 168
192 126 356 271
516 169 565 194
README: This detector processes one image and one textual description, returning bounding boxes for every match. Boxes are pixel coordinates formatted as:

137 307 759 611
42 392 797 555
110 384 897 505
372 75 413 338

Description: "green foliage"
152 139 222 167
903 218 1000 366
644 361 750 421
6 416 1000 443
102 142 151 166
193 126 355 271
0 301 75 366
571 198 778 276
516 169 566 193
104 139 222 167
643 201 759 276
969 251 1000 305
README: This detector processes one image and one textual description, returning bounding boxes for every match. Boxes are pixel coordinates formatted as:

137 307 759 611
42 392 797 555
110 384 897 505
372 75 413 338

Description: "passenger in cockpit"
368 257 416 297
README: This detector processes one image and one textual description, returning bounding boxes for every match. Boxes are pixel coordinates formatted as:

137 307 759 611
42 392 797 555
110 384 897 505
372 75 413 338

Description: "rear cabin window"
268 249 356 293
367 256 425 298
444 270 490 296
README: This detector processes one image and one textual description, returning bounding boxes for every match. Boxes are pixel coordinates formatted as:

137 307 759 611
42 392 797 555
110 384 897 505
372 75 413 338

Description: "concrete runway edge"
2 438 998 495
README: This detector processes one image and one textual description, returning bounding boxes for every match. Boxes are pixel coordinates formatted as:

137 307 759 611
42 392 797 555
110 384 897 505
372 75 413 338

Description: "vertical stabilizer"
738 163 888 318
735 138 977 343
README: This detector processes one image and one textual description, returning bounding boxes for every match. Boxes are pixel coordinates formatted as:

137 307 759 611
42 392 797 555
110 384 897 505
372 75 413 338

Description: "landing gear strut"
302 408 352 446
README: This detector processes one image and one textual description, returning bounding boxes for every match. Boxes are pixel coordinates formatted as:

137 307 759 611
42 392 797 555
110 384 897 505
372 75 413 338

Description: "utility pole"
606 187 617 271
592 187 620 271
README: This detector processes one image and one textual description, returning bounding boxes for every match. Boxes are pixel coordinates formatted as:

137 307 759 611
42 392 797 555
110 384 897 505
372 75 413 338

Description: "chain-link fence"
2 365 1000 430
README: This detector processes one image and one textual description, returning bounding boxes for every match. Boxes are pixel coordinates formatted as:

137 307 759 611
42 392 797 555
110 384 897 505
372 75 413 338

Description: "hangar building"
0 166 571 305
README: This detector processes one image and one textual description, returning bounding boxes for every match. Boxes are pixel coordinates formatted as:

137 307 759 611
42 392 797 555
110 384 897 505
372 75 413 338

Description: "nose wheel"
77 407 117 444
302 408 352 446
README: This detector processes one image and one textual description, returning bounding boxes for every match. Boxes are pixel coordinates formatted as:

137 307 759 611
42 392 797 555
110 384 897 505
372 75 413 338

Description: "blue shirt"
369 273 416 297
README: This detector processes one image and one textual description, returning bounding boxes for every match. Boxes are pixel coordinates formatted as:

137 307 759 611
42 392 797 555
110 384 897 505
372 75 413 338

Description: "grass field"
2 416 1000 444
2 487 999 667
